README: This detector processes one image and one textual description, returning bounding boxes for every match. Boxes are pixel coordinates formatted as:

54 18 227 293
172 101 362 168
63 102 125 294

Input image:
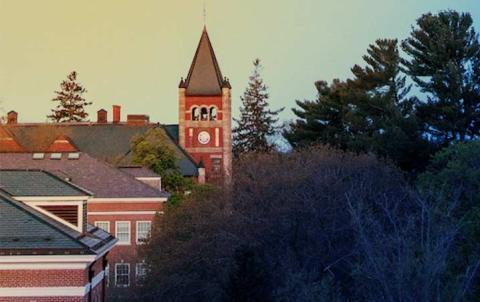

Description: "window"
50 153 62 160
136 221 151 244
212 158 222 174
136 262 147 283
68 152 80 159
200 107 208 121
210 107 217 120
95 221 110 233
115 222 131 245
115 263 130 287
192 107 200 121
105 264 110 287
32 153 44 160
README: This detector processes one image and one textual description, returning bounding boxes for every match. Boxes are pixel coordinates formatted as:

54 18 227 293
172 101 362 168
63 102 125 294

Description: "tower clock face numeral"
198 131 211 145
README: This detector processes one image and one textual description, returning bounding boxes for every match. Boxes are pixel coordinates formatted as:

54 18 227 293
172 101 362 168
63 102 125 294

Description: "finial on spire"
203 1 207 27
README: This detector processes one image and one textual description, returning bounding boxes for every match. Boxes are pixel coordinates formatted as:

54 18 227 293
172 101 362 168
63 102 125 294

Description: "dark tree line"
285 11 480 172
137 144 480 301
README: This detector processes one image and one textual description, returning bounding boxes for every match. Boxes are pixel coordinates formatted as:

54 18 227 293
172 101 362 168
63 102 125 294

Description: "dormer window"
32 153 45 160
50 153 62 160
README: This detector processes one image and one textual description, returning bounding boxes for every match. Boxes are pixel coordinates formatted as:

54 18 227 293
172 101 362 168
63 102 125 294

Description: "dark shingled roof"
0 153 169 198
2 123 199 177
0 170 90 197
0 191 117 255
119 166 161 178
184 27 224 96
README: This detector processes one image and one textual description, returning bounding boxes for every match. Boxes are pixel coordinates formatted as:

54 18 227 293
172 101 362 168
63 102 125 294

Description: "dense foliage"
48 71 92 122
131 128 191 194
233 59 284 156
138 147 479 301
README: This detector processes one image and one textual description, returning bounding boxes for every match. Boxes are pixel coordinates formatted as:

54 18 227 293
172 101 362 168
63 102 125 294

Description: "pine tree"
402 11 480 143
285 39 432 171
48 71 92 122
233 59 284 156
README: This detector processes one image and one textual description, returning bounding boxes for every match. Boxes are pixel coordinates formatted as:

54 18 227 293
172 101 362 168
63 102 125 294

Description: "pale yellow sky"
0 0 478 124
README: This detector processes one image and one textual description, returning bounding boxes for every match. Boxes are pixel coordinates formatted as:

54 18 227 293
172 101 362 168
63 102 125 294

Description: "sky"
0 0 478 124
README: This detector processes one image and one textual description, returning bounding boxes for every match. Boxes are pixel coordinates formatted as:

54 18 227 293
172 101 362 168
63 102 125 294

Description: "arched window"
200 107 208 121
192 107 200 121
210 107 217 121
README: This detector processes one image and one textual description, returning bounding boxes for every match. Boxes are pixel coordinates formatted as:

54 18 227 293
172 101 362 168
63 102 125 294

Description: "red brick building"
0 170 117 301
0 26 231 300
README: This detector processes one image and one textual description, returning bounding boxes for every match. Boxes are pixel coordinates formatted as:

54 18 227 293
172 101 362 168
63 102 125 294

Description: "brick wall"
0 269 86 287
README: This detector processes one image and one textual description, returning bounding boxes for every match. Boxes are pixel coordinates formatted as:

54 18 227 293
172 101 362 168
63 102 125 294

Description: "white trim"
89 211 158 216
94 221 110 232
0 255 95 263
91 270 105 289
115 221 131 245
89 198 167 203
136 177 161 181
0 287 87 297
14 196 89 202
115 263 130 287
27 201 83 232
136 221 152 244
0 263 89 270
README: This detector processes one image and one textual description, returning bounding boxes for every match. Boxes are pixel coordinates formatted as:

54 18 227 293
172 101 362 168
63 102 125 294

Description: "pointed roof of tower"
184 27 224 96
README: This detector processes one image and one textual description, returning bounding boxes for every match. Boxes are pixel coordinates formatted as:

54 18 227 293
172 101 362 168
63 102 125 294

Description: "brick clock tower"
178 27 232 181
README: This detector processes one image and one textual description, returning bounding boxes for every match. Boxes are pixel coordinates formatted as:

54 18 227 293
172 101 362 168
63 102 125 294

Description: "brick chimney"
127 114 150 125
112 105 121 124
97 109 107 123
7 111 17 124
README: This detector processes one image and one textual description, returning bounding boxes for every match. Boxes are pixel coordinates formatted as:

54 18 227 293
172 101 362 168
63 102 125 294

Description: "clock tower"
178 27 232 181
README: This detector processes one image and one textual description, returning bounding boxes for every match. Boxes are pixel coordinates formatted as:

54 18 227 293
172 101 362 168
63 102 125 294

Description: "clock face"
198 131 211 145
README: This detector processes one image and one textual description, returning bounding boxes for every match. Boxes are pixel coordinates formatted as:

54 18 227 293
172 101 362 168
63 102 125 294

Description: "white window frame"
136 221 152 244
94 221 110 233
115 221 131 245
115 263 130 288
136 262 147 282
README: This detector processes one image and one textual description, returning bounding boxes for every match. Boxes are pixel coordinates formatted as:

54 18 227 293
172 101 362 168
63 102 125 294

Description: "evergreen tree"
402 11 480 143
285 39 431 171
233 59 284 156
48 71 92 122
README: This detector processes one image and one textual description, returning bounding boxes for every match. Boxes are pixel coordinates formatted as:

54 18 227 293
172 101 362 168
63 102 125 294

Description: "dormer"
0 170 91 233
46 134 79 153
0 127 25 152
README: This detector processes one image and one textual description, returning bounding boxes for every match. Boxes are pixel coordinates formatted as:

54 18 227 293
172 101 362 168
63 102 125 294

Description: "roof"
0 153 169 198
0 191 117 255
119 166 161 178
0 127 25 152
2 123 199 177
183 27 225 96
0 170 90 197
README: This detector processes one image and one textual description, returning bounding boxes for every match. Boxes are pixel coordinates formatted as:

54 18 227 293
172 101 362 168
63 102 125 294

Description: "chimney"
127 114 150 125
97 109 107 123
112 105 121 124
7 111 17 124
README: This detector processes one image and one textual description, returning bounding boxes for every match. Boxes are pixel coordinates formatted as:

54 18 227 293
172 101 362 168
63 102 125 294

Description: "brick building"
0 26 231 299
0 170 117 301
